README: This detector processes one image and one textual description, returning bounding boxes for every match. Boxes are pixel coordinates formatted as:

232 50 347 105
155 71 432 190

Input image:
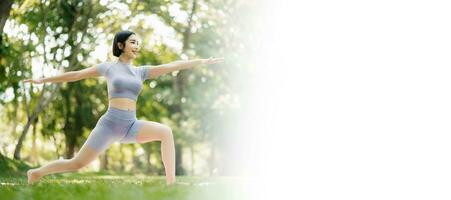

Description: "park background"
0 0 258 199
2 0 451 200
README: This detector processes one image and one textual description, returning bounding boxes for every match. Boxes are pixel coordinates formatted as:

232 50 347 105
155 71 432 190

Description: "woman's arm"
23 66 99 84
148 57 223 79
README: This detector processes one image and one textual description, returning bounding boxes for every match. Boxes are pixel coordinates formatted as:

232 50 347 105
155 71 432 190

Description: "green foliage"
0 154 31 176
0 0 251 176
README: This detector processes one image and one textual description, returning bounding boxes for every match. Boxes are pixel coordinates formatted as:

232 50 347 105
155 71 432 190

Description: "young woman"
23 30 223 185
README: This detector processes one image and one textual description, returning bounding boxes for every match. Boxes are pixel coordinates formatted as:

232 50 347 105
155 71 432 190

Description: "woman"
23 30 223 185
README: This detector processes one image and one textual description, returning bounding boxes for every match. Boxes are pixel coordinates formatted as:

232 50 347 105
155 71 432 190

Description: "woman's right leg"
27 115 117 184
27 141 100 184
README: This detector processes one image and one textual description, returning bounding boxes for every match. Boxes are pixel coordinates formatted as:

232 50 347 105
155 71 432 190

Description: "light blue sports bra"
96 61 151 101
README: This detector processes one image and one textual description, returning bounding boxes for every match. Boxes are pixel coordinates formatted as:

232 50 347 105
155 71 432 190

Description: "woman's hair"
112 30 135 57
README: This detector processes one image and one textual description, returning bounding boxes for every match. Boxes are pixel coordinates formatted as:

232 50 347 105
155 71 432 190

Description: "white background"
243 0 451 199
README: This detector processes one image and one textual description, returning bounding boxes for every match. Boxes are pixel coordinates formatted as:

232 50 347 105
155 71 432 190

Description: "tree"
12 0 107 159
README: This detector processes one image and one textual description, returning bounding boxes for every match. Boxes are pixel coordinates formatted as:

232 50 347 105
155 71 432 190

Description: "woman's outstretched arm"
148 57 224 79
23 66 99 84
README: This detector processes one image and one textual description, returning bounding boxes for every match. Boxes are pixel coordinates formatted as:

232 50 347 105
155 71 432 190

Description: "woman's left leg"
133 120 176 185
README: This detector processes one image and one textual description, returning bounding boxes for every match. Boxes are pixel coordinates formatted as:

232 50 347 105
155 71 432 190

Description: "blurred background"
0 0 258 178
2 0 451 199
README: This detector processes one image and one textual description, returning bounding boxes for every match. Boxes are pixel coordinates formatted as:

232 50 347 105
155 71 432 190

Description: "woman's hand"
201 57 224 65
23 78 44 84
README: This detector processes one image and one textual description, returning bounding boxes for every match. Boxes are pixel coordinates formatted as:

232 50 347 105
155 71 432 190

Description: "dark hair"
112 30 135 57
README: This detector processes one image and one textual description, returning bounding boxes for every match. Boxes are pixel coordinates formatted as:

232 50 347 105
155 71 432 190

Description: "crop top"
96 61 151 101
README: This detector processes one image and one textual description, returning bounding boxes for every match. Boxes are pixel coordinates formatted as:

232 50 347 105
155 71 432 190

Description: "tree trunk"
175 145 185 175
30 118 38 165
190 146 195 175
0 0 13 34
14 117 35 159
61 3 93 159
52 134 61 158
14 87 56 160
65 139 76 159
6 110 18 156
100 149 109 170
172 0 198 177
145 149 152 173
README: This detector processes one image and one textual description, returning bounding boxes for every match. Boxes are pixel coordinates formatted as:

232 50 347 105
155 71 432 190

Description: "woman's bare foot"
27 169 43 184
166 177 176 185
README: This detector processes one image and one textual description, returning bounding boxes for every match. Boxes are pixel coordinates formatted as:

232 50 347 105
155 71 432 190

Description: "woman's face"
119 34 140 59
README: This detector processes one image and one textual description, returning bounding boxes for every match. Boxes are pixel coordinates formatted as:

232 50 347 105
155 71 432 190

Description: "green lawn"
0 173 250 200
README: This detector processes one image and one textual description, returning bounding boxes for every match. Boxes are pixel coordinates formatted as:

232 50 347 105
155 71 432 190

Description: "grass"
0 154 31 177
0 172 251 200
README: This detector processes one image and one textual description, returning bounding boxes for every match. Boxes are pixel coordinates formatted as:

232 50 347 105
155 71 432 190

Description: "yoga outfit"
85 61 151 153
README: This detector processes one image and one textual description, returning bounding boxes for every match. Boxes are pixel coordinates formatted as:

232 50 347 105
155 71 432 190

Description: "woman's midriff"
109 98 136 111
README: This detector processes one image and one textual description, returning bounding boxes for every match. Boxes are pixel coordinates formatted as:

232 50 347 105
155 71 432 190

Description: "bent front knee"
161 126 173 141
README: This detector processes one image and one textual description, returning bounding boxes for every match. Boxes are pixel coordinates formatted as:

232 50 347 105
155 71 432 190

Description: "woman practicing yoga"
23 30 223 185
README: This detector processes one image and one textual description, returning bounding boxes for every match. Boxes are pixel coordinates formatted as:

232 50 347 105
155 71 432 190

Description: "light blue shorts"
85 107 145 153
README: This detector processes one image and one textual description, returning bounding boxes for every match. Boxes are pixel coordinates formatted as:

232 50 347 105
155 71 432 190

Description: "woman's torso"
98 61 150 112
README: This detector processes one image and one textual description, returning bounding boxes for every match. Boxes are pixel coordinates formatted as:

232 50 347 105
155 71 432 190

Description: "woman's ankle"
166 176 176 185
31 168 44 177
